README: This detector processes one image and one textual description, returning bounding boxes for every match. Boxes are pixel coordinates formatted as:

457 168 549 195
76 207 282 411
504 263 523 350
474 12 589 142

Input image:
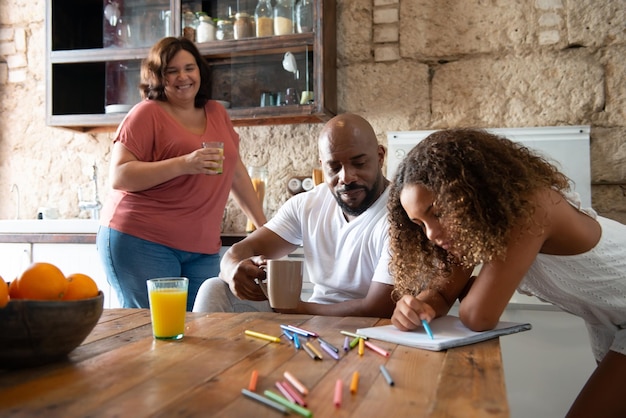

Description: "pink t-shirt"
100 100 239 254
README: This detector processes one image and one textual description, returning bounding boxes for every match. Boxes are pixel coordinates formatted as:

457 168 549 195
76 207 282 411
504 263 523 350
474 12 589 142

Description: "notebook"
356 315 532 352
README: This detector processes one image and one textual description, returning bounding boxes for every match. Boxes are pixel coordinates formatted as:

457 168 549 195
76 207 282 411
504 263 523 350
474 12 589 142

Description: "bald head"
317 113 387 219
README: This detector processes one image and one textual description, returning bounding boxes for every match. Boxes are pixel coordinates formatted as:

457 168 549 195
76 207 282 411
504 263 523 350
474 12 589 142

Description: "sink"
0 220 100 234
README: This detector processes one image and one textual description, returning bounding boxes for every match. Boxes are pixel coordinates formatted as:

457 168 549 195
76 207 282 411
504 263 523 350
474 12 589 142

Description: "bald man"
192 113 394 317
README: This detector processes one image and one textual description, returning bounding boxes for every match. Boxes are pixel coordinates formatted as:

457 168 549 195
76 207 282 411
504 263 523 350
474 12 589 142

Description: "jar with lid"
274 0 294 36
245 164 268 233
233 12 253 40
296 0 313 33
182 9 198 41
254 0 273 37
196 13 216 42
216 18 233 40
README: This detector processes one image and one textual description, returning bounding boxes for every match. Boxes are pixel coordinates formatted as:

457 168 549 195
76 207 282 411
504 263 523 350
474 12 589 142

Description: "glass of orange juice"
202 141 224 174
147 277 188 340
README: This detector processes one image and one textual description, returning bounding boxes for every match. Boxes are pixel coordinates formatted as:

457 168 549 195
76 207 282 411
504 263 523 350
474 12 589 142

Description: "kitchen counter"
0 220 248 246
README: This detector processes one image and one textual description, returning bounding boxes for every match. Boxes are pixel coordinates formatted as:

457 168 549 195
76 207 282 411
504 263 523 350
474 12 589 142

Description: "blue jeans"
96 226 220 311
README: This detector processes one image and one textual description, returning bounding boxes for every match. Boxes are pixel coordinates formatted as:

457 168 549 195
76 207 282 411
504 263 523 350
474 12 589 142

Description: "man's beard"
333 176 383 217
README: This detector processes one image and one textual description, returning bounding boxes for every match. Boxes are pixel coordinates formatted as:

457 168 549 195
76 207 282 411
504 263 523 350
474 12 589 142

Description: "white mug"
258 259 303 309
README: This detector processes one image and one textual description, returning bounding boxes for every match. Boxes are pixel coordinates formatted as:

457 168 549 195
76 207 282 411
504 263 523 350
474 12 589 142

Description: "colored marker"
319 341 340 360
358 337 365 356
340 330 369 340
244 329 281 343
333 379 343 407
422 319 435 340
302 342 321 360
282 329 294 341
343 336 350 351
364 340 390 357
284 371 309 396
241 388 289 415
264 390 314 418
379 364 395 386
275 381 297 404
280 380 307 406
350 371 359 394
349 336 360 349
293 333 301 350
282 324 318 338
305 341 324 360
317 337 339 353
248 369 259 391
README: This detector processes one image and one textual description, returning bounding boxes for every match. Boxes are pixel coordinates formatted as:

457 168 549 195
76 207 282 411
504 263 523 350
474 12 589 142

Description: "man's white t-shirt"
265 184 393 304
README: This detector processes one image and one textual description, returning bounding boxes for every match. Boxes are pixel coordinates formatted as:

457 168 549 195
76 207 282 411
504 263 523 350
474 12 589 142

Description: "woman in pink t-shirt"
97 37 266 311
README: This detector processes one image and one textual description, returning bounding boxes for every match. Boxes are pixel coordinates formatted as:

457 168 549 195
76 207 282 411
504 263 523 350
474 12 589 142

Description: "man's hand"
223 256 268 301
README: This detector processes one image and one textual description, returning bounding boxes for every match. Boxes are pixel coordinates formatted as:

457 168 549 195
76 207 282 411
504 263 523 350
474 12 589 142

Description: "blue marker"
422 319 434 340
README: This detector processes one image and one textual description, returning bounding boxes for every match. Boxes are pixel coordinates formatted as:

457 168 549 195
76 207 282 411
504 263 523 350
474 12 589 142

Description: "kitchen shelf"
46 0 336 131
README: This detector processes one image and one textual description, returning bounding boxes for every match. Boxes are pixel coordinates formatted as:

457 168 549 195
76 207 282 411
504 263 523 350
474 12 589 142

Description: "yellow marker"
350 371 359 394
305 341 323 359
358 337 365 356
244 329 281 343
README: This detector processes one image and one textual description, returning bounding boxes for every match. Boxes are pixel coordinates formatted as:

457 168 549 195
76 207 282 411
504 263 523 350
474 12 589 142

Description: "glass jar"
246 165 268 233
274 0 294 36
254 0 274 37
182 9 198 41
296 0 313 33
233 12 253 40
216 18 233 40
196 13 216 43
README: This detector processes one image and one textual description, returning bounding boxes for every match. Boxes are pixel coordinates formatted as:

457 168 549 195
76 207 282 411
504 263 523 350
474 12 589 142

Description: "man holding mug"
193 113 394 317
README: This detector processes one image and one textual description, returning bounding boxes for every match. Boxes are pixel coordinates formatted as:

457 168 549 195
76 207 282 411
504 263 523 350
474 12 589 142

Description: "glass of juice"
147 277 189 340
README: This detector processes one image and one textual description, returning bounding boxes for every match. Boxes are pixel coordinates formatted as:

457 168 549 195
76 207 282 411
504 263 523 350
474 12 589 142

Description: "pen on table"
340 330 368 340
275 381 297 404
244 329 281 343
350 371 359 394
305 341 323 360
319 341 340 360
293 333 301 350
349 336 360 349
241 388 289 415
379 364 395 386
282 329 294 341
422 319 435 340
364 340 390 357
281 324 318 338
343 336 350 351
264 390 314 418
248 369 259 392
302 342 321 360
358 337 365 356
280 380 307 406
284 371 309 396
317 337 339 353
333 379 343 408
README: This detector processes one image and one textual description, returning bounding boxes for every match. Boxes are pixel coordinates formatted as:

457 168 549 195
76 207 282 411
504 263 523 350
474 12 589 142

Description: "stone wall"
0 0 624 229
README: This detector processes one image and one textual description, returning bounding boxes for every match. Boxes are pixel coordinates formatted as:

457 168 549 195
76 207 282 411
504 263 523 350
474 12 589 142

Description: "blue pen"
293 333 301 349
422 319 434 340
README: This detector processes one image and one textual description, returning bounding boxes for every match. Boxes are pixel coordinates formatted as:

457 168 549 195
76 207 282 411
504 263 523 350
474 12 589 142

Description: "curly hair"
139 37 212 108
388 128 571 300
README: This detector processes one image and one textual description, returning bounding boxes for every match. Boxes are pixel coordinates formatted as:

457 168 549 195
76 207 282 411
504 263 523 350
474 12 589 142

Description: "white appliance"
387 126 592 306
387 126 592 207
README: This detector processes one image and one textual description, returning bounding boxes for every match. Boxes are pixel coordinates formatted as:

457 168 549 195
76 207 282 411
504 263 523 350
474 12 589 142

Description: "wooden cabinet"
46 0 336 131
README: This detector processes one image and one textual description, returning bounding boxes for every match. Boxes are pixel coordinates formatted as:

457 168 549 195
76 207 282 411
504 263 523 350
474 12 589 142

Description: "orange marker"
248 369 259 391
350 371 359 394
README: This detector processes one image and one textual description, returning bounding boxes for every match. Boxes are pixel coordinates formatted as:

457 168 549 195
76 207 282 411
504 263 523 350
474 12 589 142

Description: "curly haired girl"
388 128 626 418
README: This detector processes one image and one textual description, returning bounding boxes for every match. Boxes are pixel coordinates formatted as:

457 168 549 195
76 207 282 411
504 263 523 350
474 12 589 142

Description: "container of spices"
233 12 253 39
182 9 198 41
274 0 294 35
245 164 268 233
196 13 216 42
216 18 233 40
254 0 274 37
296 0 313 33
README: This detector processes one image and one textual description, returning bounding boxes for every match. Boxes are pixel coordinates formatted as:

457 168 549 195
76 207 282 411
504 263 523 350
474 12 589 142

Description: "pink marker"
333 379 342 408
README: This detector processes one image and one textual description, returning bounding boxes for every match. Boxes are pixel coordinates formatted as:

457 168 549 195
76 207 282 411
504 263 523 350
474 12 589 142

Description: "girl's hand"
391 295 436 331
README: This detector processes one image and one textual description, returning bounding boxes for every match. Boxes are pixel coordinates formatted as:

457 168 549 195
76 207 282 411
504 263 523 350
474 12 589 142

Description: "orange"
8 278 21 299
17 262 68 300
63 273 99 300
0 277 8 308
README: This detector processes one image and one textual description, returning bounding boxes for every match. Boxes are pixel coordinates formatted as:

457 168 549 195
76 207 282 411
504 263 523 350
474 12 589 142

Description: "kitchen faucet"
78 163 102 220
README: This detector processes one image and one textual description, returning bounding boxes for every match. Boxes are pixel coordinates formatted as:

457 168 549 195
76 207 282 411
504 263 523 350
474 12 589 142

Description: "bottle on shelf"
254 0 274 38
216 17 234 40
274 0 294 36
233 12 254 40
196 12 216 42
296 0 313 33
182 8 198 41
246 164 268 233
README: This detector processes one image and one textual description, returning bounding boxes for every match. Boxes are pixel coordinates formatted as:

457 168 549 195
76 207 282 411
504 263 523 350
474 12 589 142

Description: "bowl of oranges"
0 262 103 368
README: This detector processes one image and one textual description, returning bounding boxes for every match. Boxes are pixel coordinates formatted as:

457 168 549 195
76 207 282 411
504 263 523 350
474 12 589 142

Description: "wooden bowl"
0 292 104 368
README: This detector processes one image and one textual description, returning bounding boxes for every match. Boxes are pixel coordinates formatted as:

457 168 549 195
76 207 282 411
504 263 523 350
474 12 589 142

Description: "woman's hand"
391 295 436 331
186 147 224 175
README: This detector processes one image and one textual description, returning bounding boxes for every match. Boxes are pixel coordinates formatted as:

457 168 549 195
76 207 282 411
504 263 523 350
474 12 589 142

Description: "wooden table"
0 310 510 417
